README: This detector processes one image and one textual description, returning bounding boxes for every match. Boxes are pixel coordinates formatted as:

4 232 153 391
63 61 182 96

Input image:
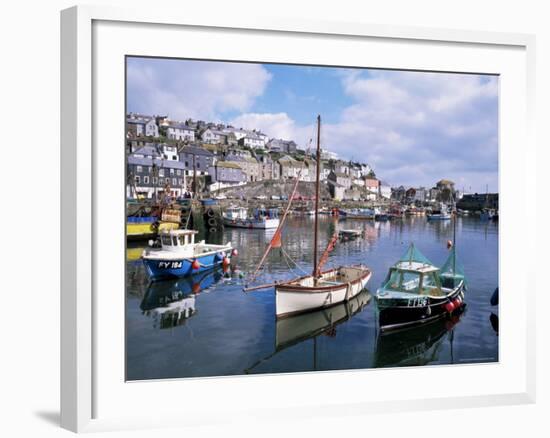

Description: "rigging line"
281 246 309 276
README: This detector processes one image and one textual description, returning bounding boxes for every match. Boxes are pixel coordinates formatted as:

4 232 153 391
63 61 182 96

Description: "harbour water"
126 216 498 380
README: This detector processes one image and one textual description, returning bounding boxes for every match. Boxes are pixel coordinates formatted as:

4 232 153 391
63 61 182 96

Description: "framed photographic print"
61 5 536 433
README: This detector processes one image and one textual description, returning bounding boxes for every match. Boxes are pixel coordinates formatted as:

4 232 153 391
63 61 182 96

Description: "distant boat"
342 208 375 219
142 229 235 281
427 204 451 221
374 243 466 332
222 206 280 229
426 211 451 221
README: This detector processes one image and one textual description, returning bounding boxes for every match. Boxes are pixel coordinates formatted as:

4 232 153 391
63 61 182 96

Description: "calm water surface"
126 216 498 380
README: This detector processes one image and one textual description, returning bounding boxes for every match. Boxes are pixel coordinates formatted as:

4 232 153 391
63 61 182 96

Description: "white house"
239 133 265 149
166 123 195 141
160 144 179 161
200 128 227 144
379 181 392 199
320 148 338 160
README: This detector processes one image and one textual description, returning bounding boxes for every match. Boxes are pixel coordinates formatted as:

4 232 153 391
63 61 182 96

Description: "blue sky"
127 57 498 193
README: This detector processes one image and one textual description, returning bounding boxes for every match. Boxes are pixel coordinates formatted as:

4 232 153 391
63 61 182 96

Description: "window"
152 177 158 184
159 169 164 177
172 178 177 186
134 175 140 184
144 176 149 184
179 178 184 185
165 178 170 185
172 155 177 160
185 161 189 167
176 169 181 176
161 235 171 246
136 165 143 173
170 169 174 175
148 166 152 173
197 163 200 169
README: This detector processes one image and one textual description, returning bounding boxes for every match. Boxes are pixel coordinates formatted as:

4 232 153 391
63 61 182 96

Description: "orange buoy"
232 248 238 257
444 301 455 313
191 259 200 270
222 257 231 267
447 240 453 249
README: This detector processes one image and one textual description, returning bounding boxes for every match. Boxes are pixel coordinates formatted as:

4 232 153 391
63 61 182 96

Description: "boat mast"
313 115 321 278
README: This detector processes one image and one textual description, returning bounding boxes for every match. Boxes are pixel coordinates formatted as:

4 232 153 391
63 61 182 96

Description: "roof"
127 155 186 169
132 145 161 156
278 156 304 167
167 123 195 131
179 145 214 157
127 118 153 125
331 171 350 178
215 161 243 169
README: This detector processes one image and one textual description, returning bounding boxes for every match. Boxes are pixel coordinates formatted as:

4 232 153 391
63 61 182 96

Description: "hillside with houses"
126 113 391 202
126 113 475 206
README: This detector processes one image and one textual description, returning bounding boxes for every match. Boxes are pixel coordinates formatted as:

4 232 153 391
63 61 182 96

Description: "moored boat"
374 243 466 332
276 265 371 318
342 208 375 219
222 206 280 229
142 229 235 281
426 204 451 221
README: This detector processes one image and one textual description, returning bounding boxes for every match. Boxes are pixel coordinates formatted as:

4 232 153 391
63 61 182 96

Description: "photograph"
125 56 499 381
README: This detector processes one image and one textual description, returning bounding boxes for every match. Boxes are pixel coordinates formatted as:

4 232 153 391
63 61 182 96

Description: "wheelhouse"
159 230 197 250
380 263 445 297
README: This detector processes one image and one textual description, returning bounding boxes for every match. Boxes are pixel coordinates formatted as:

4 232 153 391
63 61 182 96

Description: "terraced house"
126 115 159 138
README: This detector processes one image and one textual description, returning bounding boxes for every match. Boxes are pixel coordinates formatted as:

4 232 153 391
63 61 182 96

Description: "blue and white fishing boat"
223 206 280 229
142 229 235 281
426 203 451 221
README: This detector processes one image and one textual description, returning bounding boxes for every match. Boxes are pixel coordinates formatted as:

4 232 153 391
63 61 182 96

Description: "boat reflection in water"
374 307 465 368
140 268 225 329
246 290 371 373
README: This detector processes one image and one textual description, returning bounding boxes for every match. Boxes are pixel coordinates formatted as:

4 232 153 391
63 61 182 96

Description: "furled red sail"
314 232 339 277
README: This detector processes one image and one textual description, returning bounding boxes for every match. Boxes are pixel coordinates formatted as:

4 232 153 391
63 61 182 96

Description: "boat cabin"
158 229 198 250
380 261 445 297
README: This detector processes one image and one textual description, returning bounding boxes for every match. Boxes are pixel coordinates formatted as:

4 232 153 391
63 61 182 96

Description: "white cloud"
127 58 271 121
228 70 498 191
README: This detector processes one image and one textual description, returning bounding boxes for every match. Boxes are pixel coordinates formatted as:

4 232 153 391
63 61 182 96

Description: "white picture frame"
61 5 536 433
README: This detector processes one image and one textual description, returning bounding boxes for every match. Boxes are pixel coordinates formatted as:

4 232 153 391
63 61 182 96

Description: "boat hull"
222 217 280 229
426 214 451 221
375 284 464 332
275 266 372 319
142 249 232 281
